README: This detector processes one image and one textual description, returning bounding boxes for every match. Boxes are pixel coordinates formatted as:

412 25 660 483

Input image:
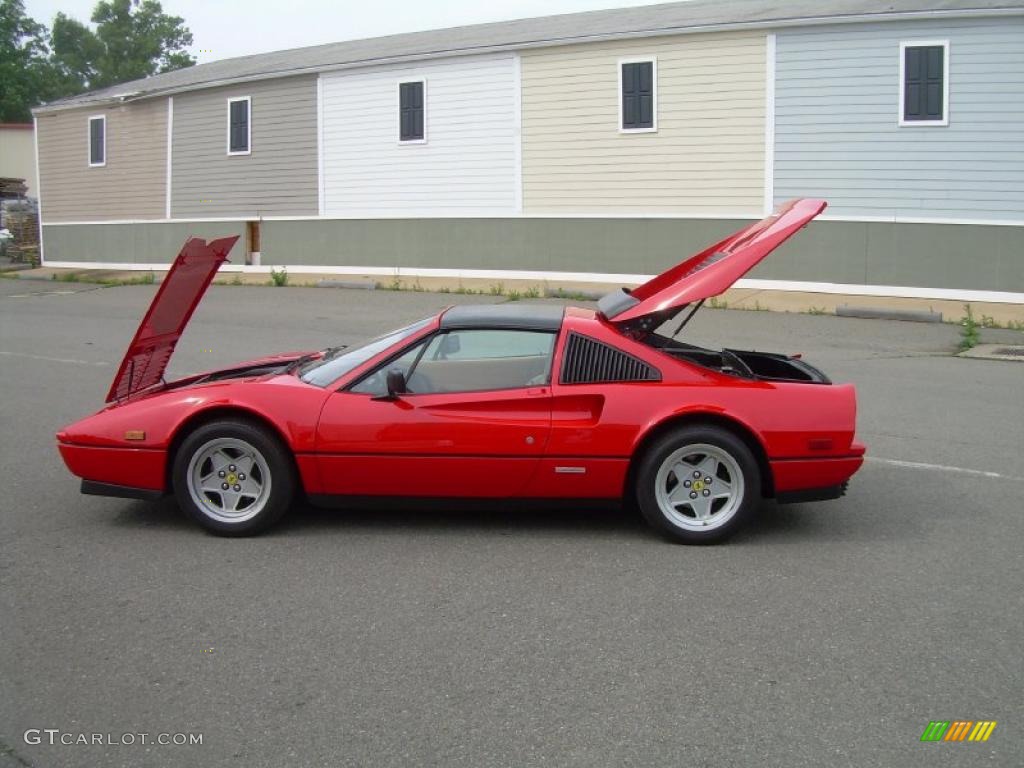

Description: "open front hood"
599 199 827 325
106 236 238 402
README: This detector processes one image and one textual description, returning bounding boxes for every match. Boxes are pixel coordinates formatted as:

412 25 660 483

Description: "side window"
352 330 556 395
900 41 948 126
398 80 425 142
88 116 106 167
620 59 656 132
349 340 427 395
227 96 251 154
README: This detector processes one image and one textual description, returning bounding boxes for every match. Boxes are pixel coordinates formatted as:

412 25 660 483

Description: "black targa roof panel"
440 304 565 331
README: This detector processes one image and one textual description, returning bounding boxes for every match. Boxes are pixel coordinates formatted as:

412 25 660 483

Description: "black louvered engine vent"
560 333 661 385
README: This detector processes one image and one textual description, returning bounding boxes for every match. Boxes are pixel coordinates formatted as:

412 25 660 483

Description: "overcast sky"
25 0 676 64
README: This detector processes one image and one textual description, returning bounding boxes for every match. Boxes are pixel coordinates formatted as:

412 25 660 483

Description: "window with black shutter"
399 80 425 142
228 97 250 154
901 42 947 124
621 60 655 131
88 116 105 166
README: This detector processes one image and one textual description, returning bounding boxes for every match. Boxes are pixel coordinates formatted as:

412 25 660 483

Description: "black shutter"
229 99 249 152
400 81 424 141
904 45 944 121
622 61 654 130
89 118 104 165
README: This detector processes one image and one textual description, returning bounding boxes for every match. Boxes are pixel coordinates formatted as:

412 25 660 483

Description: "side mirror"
386 368 408 397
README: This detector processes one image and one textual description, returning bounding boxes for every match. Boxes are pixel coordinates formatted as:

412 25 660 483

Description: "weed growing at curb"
806 306 828 315
269 267 288 287
959 304 980 350
708 297 728 309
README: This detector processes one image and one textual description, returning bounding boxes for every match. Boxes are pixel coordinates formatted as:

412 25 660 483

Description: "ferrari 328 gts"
57 198 864 542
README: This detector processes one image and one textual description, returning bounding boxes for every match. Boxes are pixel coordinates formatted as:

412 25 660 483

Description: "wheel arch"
627 411 774 499
165 405 302 494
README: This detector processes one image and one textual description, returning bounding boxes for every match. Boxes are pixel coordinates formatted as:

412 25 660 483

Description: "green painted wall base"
42 217 1024 293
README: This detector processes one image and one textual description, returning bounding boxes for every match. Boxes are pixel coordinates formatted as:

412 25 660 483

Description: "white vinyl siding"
320 53 519 216
520 32 766 215
773 18 1024 220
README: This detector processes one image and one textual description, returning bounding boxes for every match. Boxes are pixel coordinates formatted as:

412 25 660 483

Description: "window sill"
898 119 949 127
619 127 657 134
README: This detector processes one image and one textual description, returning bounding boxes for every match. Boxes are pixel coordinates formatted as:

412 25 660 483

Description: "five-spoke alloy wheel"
173 420 295 536
636 425 760 543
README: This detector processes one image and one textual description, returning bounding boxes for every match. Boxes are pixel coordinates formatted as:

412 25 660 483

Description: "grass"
806 306 829 315
708 297 728 309
545 288 595 301
269 266 288 287
96 272 155 286
959 303 980 351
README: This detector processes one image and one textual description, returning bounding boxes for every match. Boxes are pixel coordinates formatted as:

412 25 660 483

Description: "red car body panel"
611 198 827 322
57 199 864 511
106 236 239 403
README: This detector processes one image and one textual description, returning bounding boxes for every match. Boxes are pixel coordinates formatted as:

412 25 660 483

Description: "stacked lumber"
0 177 29 198
0 179 40 265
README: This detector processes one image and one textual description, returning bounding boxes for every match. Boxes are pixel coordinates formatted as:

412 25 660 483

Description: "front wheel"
635 426 761 544
172 420 295 536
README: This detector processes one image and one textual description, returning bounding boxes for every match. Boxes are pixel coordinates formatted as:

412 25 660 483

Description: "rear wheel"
172 420 295 536
635 426 761 544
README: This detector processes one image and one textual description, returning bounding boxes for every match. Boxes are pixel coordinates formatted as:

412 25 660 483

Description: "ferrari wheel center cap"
226 473 238 485
692 479 705 492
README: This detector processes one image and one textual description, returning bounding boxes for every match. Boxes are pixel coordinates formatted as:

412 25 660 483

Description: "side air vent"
561 333 661 385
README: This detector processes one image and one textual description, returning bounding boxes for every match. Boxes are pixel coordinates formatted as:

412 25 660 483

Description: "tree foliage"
0 0 195 121
0 0 52 121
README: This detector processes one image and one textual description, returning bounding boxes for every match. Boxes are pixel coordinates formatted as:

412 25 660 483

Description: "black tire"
172 419 295 536
635 425 761 544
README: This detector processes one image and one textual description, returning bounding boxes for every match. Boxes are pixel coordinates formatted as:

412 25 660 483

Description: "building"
32 0 1024 301
0 123 38 198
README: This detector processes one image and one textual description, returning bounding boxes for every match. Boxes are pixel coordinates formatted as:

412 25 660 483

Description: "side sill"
81 480 166 501
776 481 848 505
306 495 621 511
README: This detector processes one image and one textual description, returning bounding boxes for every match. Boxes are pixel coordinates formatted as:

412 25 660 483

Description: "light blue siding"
773 18 1024 221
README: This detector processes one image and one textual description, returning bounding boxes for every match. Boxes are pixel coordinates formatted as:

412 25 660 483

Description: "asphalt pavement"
1 279 1022 767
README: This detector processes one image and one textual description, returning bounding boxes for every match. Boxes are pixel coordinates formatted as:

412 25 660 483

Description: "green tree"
51 0 195 91
0 0 53 121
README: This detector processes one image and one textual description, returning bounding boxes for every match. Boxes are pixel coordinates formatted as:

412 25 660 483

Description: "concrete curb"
836 305 943 323
958 344 1024 362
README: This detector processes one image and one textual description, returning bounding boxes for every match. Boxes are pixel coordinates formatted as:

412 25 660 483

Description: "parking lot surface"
2 279 1022 767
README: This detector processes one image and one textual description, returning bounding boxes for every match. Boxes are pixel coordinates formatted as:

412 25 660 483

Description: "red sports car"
57 198 864 542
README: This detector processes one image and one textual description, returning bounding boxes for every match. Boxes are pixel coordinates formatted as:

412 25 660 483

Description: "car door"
314 328 555 498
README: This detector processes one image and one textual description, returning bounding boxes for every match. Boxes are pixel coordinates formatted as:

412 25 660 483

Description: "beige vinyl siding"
36 101 166 222
171 76 317 218
521 32 766 215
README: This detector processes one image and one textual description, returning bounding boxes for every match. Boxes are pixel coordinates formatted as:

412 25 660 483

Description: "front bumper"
58 443 167 493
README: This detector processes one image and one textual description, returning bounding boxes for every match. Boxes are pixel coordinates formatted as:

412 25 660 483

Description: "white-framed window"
88 115 106 167
899 40 949 126
227 96 251 155
398 79 427 144
619 58 657 133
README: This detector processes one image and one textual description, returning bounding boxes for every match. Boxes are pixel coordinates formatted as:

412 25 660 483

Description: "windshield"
299 318 433 388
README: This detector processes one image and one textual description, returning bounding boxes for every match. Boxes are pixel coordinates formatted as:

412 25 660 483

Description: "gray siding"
37 101 167 222
43 217 1024 293
774 18 1024 220
171 76 318 218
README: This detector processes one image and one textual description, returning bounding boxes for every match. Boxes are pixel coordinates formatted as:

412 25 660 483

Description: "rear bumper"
81 480 166 501
58 443 166 492
770 451 864 497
